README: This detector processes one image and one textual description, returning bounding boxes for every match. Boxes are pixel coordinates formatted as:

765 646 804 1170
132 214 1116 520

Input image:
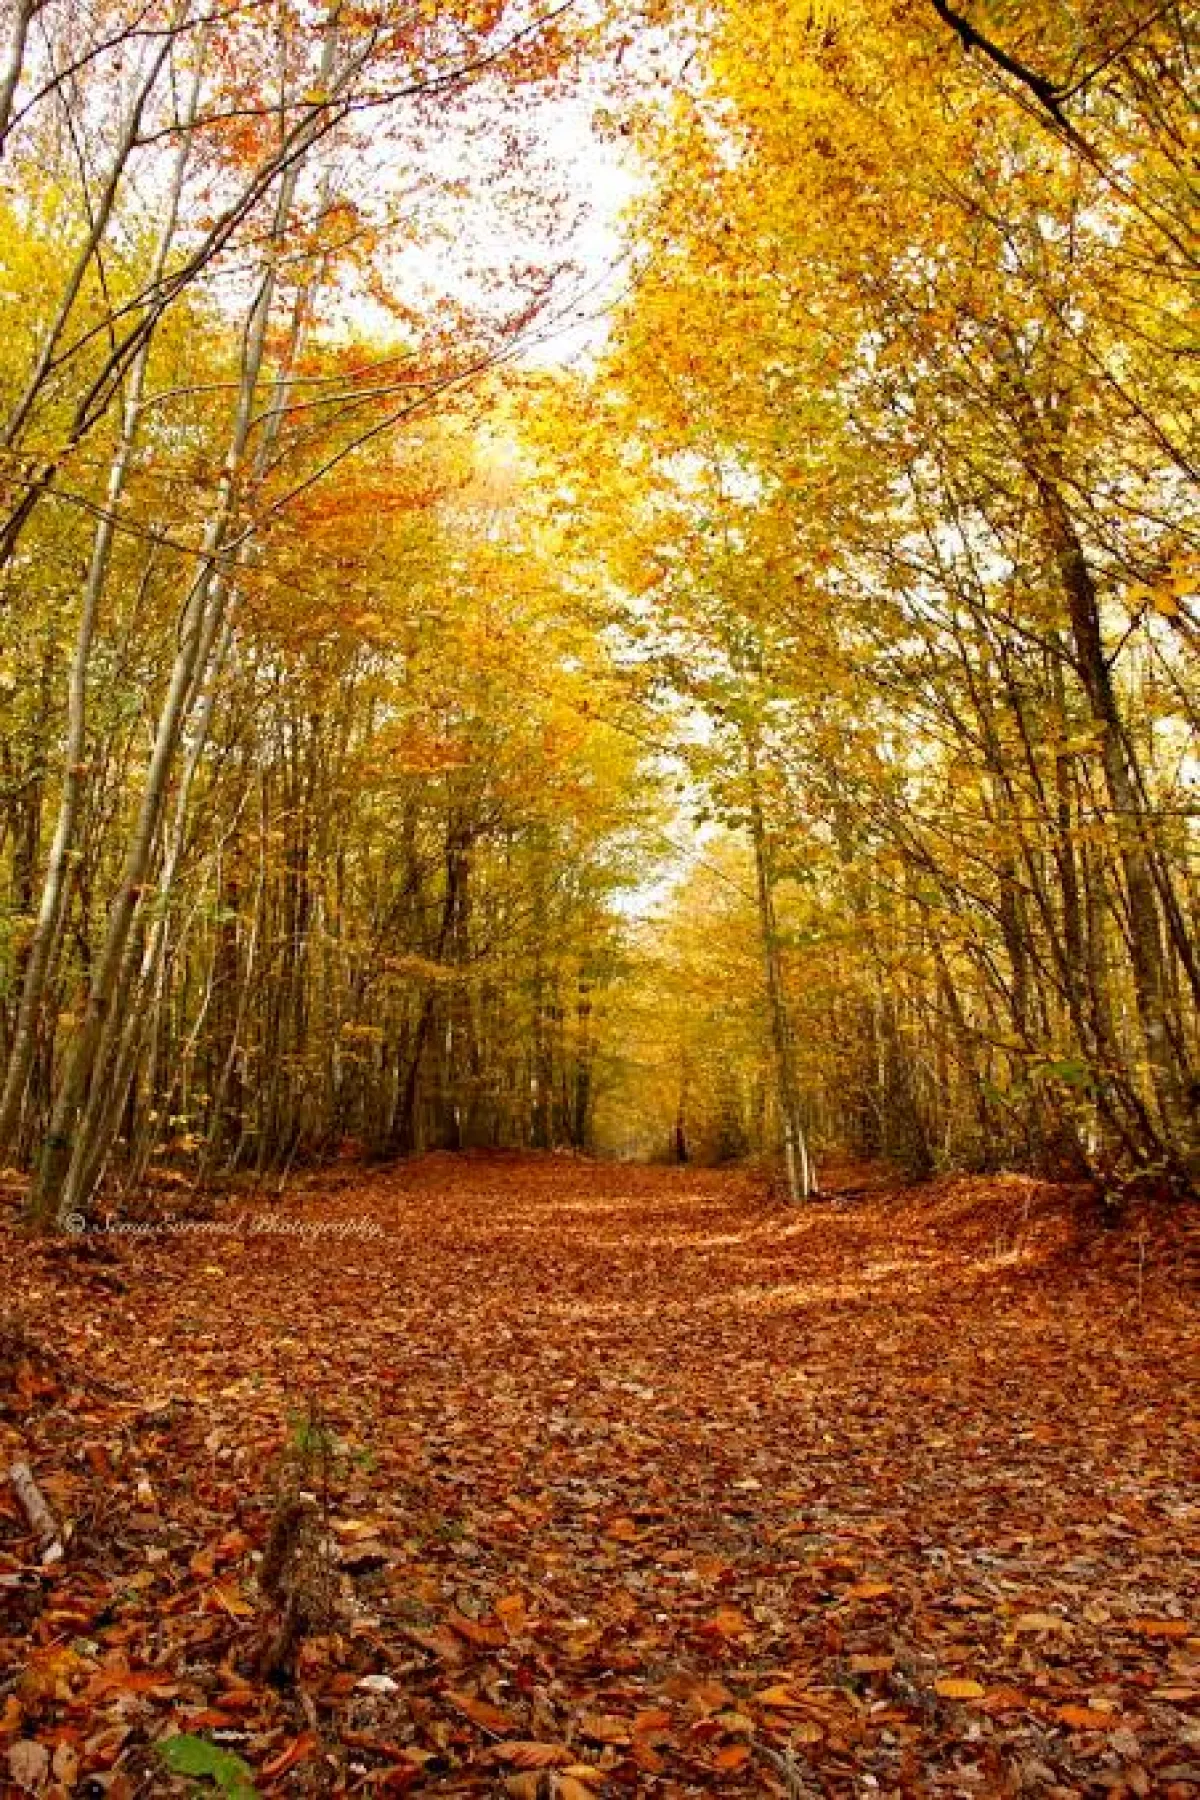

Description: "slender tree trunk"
1034 469 1197 1181
28 77 325 1225
0 42 205 1160
0 0 41 150
745 734 814 1201
1 33 174 456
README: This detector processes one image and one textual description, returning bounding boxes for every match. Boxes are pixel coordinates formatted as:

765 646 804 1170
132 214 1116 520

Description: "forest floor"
1 1153 1198 1799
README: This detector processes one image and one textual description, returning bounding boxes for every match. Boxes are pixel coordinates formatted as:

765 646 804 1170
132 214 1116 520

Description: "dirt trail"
1 1154 1198 1796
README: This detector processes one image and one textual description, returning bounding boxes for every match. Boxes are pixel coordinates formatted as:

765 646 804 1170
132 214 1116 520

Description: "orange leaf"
980 1687 1029 1714
633 1708 673 1732
752 1685 808 1710
214 1687 259 1713
711 1605 750 1638
448 1610 506 1649
261 1732 319 1778
688 1679 733 1712
715 1743 751 1769
496 1593 528 1634
1056 1705 1105 1729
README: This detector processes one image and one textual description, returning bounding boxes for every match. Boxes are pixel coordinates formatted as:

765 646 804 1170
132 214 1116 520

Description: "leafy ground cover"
1 1154 1197 1796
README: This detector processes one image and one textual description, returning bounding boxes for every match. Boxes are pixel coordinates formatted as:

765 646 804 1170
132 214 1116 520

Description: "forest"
0 0 1195 1214
0 0 1197 1795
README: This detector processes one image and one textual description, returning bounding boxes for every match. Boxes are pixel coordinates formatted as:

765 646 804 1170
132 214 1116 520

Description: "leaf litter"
0 1153 1197 1796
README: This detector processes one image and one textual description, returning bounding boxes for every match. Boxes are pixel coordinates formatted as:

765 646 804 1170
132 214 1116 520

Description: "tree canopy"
0 0 1195 1221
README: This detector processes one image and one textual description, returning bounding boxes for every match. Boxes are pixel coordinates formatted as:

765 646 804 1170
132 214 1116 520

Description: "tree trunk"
745 734 814 1201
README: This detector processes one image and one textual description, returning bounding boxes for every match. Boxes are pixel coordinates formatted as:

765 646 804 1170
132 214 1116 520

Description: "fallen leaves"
1012 1610 1073 1636
713 1741 751 1769
7 1740 49 1793
708 1603 752 1638
260 1729 319 1777
576 1713 629 1745
505 1776 602 1800
444 1690 518 1736
1 1153 1196 1797
1055 1703 1111 1728
490 1740 575 1767
447 1608 507 1649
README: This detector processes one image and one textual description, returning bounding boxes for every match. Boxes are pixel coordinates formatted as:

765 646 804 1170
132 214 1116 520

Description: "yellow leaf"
753 1683 808 1709
935 1678 985 1700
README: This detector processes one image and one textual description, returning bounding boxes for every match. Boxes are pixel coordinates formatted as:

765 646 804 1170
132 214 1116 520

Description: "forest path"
3 1155 1198 1796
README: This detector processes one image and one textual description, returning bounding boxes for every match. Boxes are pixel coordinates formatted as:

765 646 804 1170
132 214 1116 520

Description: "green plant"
157 1734 260 1799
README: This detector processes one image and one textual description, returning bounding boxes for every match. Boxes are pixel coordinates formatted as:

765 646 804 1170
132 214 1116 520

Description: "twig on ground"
8 1460 64 1564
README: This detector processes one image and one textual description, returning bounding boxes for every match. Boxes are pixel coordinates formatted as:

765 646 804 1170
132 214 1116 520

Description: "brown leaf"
490 1742 574 1768
50 1743 79 1786
1013 1612 1070 1635
401 1625 466 1665
446 1690 519 1736
633 1708 673 1733
8 1740 49 1792
448 1609 507 1649
578 1713 630 1744
791 1720 825 1745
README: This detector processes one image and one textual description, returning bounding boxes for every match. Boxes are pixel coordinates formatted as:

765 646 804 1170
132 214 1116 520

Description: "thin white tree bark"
31 12 343 1225
0 0 41 151
0 36 206 1160
746 734 815 1203
59 163 336 1209
1 31 174 451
